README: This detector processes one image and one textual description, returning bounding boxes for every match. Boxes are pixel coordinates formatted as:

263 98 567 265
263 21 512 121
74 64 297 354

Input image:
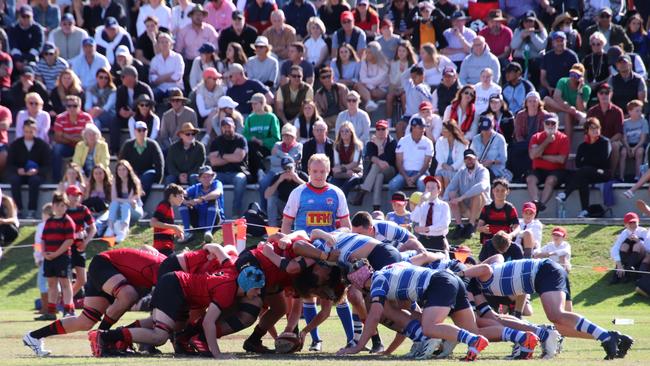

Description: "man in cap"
165 122 206 186
175 4 219 65
431 66 460 115
376 19 401 61
218 10 258 59
158 88 198 151
441 10 476 67
82 0 127 36
69 37 111 90
443 148 491 239
608 54 647 111
178 165 225 243
245 36 280 89
118 120 165 200
135 16 161 66
265 156 308 226
94 17 133 65
276 65 313 124
542 63 590 143
525 115 569 213
8 5 44 63
6 65 49 116
226 63 273 115
502 62 534 114
112 65 154 153
46 13 89 60
34 42 69 92
283 0 316 39
205 0 237 32
262 9 297 61
331 10 367 58
478 9 512 64
388 117 433 195
149 32 185 100
385 191 411 225
583 7 632 55
606 45 647 80
586 83 624 173
208 117 250 216
539 31 578 97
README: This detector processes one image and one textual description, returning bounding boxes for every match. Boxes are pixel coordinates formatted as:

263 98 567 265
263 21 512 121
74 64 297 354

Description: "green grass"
1 224 649 365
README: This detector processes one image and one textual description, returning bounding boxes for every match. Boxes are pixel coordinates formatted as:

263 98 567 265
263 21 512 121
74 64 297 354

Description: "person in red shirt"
150 184 186 256
52 95 93 181
478 9 512 66
526 115 570 212
352 0 379 39
65 185 97 299
23 246 166 357
91 251 265 359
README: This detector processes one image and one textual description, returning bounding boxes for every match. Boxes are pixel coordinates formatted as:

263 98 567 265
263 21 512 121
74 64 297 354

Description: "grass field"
1 224 649 365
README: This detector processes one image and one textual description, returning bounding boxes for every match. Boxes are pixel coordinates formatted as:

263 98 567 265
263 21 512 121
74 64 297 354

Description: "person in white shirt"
473 68 502 115
610 212 650 284
136 0 172 37
149 33 185 100
535 226 571 273
388 117 434 195
170 0 196 35
411 175 451 253
303 17 328 70
514 201 543 257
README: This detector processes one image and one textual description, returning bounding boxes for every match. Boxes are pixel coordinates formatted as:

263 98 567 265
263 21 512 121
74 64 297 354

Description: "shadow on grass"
572 273 638 306
574 225 608 238
0 234 39 292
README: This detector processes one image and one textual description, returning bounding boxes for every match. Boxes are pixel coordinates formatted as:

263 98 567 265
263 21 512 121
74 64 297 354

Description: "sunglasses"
97 75 109 79
463 91 475 97
598 90 610 95
588 125 600 130
290 74 302 78
66 104 79 108
28 101 39 106
347 99 358 102
342 20 352 24
375 127 387 131
135 128 147 132
600 14 611 18
591 42 603 46
320 74 331 79
184 132 197 136
544 121 557 126
139 103 151 107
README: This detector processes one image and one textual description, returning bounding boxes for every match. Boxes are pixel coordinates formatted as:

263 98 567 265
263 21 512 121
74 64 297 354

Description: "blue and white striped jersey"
313 231 377 264
479 259 547 296
373 220 412 246
370 262 436 302
425 259 466 274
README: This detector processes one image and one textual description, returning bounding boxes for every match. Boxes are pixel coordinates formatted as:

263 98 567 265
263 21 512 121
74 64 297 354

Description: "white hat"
218 95 239 109
115 45 130 57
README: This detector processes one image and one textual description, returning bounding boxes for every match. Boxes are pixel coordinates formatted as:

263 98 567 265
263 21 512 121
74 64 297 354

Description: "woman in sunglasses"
84 68 116 130
442 84 478 139
127 94 160 140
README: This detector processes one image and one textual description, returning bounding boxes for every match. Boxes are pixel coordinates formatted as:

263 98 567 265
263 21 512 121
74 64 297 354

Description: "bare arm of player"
299 299 333 344
381 333 406 355
45 238 74 260
81 222 97 250
339 216 352 230
513 295 527 318
203 244 232 263
284 297 303 334
337 301 383 355
459 263 494 282
281 216 294 234
292 240 331 262
261 242 316 274
408 251 446 266
203 303 229 359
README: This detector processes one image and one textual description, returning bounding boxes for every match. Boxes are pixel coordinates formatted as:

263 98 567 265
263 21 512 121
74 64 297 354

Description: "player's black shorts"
43 254 71 278
157 253 183 283
84 255 119 301
367 243 401 271
151 272 188 321
534 259 569 298
158 247 174 257
71 245 86 268
421 271 470 313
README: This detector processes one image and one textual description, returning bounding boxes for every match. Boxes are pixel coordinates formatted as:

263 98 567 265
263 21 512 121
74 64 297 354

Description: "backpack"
242 202 268 237
586 204 611 218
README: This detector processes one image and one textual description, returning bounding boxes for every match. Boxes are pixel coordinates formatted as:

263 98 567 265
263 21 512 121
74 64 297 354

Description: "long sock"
533 325 549 342
576 317 610 342
47 303 57 315
523 247 533 258
352 313 363 342
502 327 527 343
101 328 127 343
302 302 320 343
457 329 479 345
371 334 382 348
336 302 354 343
63 303 75 313
30 320 66 339
98 314 117 330
248 325 266 342
402 319 426 342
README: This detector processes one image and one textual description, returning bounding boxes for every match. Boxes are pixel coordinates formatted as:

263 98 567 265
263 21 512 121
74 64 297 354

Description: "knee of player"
115 286 139 304
150 329 171 345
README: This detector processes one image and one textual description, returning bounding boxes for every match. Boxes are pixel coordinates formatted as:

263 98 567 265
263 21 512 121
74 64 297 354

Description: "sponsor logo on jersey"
326 198 334 205
306 211 333 226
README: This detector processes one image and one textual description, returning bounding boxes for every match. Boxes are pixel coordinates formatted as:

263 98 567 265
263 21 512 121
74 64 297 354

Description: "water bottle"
557 201 566 219
613 318 634 325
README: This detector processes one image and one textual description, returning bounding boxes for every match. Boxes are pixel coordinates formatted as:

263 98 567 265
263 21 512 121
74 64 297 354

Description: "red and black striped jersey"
99 248 167 288
153 201 175 252
183 247 238 274
66 205 94 248
42 215 76 253
175 268 239 310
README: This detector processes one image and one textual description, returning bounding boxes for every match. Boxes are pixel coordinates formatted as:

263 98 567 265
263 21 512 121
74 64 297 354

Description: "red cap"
340 11 354 22
551 226 567 238
522 202 537 214
419 101 433 111
624 212 639 224
375 119 388 129
65 185 83 196
423 175 440 188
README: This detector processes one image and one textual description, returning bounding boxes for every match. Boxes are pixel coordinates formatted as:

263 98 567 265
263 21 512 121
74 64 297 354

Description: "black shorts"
421 271 470 313
84 255 119 301
418 235 448 252
151 272 188 321
534 260 569 298
157 253 183 283
43 255 71 278
158 247 174 257
71 245 86 268
367 243 401 271
528 169 568 184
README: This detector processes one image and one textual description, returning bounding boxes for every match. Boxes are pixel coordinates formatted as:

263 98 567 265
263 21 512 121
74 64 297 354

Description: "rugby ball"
274 332 302 354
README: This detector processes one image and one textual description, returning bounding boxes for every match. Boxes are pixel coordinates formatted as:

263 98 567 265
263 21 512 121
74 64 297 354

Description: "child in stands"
386 191 411 226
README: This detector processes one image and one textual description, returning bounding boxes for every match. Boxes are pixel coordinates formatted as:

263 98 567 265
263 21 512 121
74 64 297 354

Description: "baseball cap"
525 91 541 101
198 165 215 176
410 117 425 127
596 83 611 93
254 36 270 48
82 37 96 46
419 101 433 111
281 157 295 169
340 11 354 22
232 10 244 20
522 202 537 214
134 121 148 129
104 16 118 28
375 119 388 129
218 96 238 109
203 67 221 80
42 42 56 54
506 62 522 73
65 185 83 196
524 10 537 20
115 45 130 57
418 1 434 10
624 212 640 224
551 227 567 238
617 54 632 64
21 65 35 76
443 66 456 76
478 116 493 131
198 42 216 54
61 13 75 23
221 117 235 127
599 7 613 16
18 4 32 16
550 31 567 40
357 0 369 5
391 191 407 202
423 175 440 187
281 123 297 137
463 148 477 159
